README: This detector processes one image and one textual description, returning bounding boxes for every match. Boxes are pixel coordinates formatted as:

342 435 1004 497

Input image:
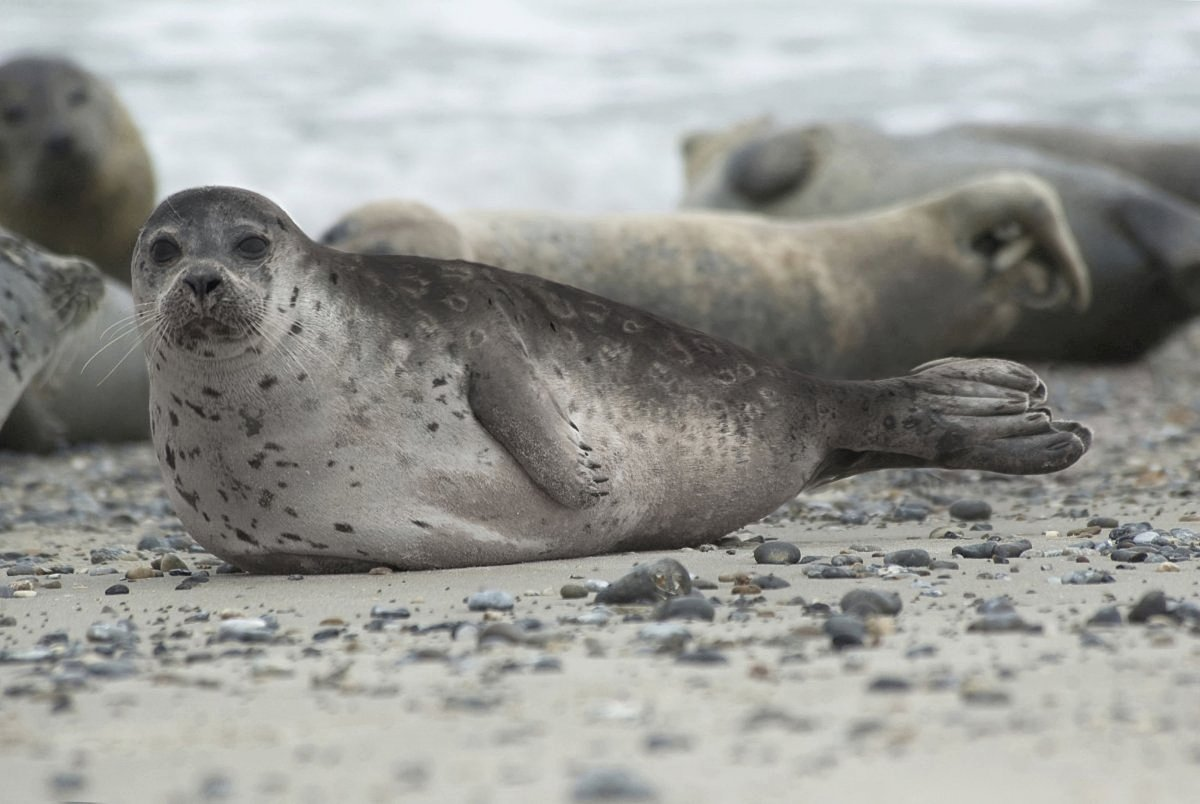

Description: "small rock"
824 614 866 649
675 648 728 665
1129 590 1171 624
125 566 156 580
750 574 790 590
752 542 801 565
594 559 691 605
1087 516 1119 529
952 542 995 559
159 553 188 572
466 590 515 612
840 589 902 617
1087 606 1123 627
218 617 278 643
949 499 992 521
883 548 932 568
136 534 169 551
1060 569 1115 585
90 547 128 564
654 596 715 622
104 584 129 596
561 583 589 599
572 767 658 802
369 605 411 620
867 675 912 693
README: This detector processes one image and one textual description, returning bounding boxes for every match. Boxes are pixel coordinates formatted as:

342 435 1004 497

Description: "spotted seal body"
680 119 1200 361
0 55 154 449
134 186 1091 574
0 226 104 429
321 174 1089 379
0 55 155 283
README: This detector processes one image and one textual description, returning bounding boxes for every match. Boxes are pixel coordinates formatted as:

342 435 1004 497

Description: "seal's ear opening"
725 128 814 204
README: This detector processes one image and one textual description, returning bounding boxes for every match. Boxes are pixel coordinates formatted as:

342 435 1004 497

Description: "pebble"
883 548 932 568
824 614 866 649
87 567 118 576
637 623 692 646
1087 606 1123 627
675 648 728 665
730 584 762 595
804 564 860 580
867 675 912 693
466 590 515 612
104 584 129 595
929 527 963 539
583 579 610 593
1060 569 1116 585
159 553 188 572
561 583 590 599
561 608 613 626
369 605 411 620
1088 516 1119 529
87 620 137 647
90 546 128 564
752 541 801 565
136 534 169 551
217 617 279 643
929 559 959 571
948 499 992 521
654 596 715 622
960 678 1011 706
952 542 996 559
5 564 36 576
840 589 902 617
572 767 659 802
967 597 1042 633
125 566 156 580
890 503 929 522
1129 590 1171 624
595 559 691 605
751 574 790 590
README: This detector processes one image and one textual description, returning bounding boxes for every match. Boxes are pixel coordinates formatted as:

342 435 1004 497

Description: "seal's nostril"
183 270 223 300
44 132 74 157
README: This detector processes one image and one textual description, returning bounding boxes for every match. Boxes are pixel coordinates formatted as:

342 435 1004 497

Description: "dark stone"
883 548 932 568
653 596 715 622
824 614 866 649
949 499 992 521
994 539 1033 558
1129 590 1171 624
1087 516 1119 529
752 542 801 565
466 590 515 612
595 559 692 605
929 559 959 570
1087 605 1123 626
890 503 929 522
952 542 996 559
560 583 590 599
867 675 912 693
572 767 658 801
1109 549 1150 563
804 564 858 579
750 574 790 590
840 589 902 617
675 648 728 665
104 584 129 596
369 605 411 620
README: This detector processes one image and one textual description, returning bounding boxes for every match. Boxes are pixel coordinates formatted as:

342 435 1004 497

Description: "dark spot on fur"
259 490 274 509
309 540 330 550
427 422 439 432
289 322 303 336
201 387 222 398
163 443 176 470
333 523 354 533
239 408 263 436
281 532 302 542
330 272 339 285
327 460 336 467
263 442 284 451
248 453 264 470
284 506 298 518
175 483 200 511
235 529 260 546
432 376 447 387
185 401 206 418
883 415 896 430
259 375 278 390
218 488 229 502
297 372 308 383
289 286 299 307
275 460 299 468
411 520 431 529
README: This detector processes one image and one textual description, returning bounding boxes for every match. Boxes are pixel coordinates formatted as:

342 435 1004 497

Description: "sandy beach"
2 321 1199 804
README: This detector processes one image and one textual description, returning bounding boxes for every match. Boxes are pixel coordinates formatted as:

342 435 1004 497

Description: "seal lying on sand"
321 174 1089 379
0 55 155 448
134 186 1091 573
680 118 1200 361
0 227 104 428
0 55 155 283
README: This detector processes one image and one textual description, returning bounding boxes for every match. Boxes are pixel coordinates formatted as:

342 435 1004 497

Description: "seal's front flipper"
817 357 1090 484
467 349 610 510
1116 189 1200 309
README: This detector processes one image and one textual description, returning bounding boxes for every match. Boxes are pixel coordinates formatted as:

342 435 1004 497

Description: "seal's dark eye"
235 235 269 259
150 237 180 265
67 88 88 107
2 105 26 126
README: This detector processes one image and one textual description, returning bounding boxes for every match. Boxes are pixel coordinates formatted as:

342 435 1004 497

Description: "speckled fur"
135 186 1091 573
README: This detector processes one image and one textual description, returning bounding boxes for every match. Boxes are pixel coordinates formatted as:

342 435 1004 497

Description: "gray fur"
680 119 1200 361
134 186 1090 573
321 174 1088 379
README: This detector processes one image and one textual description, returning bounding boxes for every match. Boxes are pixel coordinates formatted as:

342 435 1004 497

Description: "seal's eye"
235 235 269 260
2 105 26 126
150 237 181 265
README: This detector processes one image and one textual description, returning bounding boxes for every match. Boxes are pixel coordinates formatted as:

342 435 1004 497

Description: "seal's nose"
183 269 223 301
43 131 74 157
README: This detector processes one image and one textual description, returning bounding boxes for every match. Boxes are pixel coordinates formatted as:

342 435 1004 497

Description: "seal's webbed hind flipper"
818 357 1090 484
466 347 611 510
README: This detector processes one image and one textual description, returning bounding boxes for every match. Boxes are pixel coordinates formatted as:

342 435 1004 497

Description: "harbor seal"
320 174 1089 379
133 186 1091 573
680 118 1200 361
0 55 156 282
0 226 104 430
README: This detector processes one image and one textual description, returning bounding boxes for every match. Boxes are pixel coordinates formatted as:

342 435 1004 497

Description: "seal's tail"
812 357 1091 485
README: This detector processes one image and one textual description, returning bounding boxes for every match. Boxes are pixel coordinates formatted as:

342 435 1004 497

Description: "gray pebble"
5 564 36 576
466 590 515 612
952 542 995 559
840 589 902 617
136 534 169 551
104 584 129 596
1061 569 1116 585
1087 516 1119 529
750 574 790 590
994 539 1033 558
891 503 929 522
1129 590 1171 623
87 566 118 576
824 614 866 649
1087 606 1123 626
572 767 658 801
867 675 912 693
929 559 960 570
89 546 128 564
949 499 992 520
653 596 715 622
675 648 728 665
883 548 932 568
218 617 279 643
369 605 411 620
753 541 801 565
561 583 589 599
595 559 691 605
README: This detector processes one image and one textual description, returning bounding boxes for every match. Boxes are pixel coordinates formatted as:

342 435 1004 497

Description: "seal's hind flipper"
817 357 1091 484
467 346 611 510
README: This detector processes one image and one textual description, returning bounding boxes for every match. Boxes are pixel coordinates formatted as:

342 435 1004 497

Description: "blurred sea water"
7 0 1200 232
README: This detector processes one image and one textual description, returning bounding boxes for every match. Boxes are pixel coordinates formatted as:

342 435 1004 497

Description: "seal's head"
133 186 309 361
0 56 120 198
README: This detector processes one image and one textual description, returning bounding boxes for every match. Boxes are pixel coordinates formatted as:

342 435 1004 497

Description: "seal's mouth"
179 316 244 341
